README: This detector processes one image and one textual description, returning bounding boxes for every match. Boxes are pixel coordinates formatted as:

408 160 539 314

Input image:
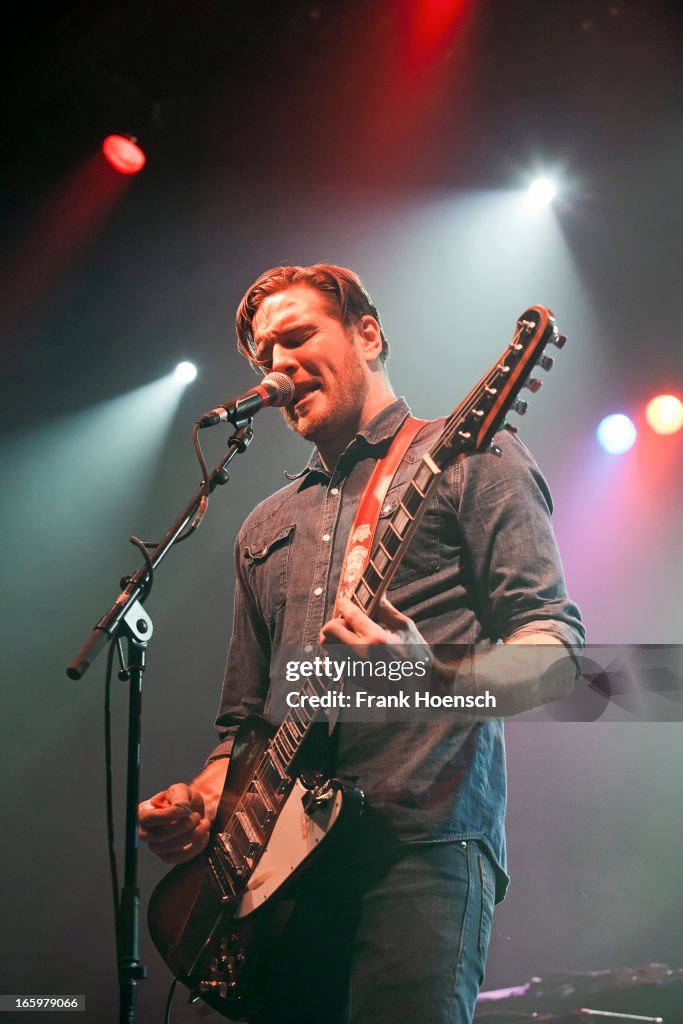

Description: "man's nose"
271 344 298 375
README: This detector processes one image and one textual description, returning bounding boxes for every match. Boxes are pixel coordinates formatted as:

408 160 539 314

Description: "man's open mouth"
293 382 320 407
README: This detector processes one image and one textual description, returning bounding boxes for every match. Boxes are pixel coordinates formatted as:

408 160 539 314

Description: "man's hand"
320 595 430 663
138 784 211 864
138 759 228 864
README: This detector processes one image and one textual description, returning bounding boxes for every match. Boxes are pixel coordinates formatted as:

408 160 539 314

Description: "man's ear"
355 314 384 364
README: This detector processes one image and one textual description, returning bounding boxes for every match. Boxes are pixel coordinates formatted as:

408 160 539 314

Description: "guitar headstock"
440 306 566 460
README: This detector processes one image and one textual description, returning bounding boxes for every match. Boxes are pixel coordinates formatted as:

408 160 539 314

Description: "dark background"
1 1 682 1020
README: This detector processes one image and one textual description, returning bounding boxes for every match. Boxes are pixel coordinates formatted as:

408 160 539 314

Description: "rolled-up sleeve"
455 429 585 663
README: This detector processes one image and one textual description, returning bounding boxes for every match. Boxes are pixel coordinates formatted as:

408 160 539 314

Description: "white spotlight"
174 361 197 384
526 177 557 209
596 413 637 455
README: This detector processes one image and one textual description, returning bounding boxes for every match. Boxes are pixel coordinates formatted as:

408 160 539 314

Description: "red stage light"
645 394 683 435
102 135 146 175
409 0 468 65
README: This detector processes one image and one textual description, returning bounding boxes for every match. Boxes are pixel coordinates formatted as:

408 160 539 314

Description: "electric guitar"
148 306 566 1018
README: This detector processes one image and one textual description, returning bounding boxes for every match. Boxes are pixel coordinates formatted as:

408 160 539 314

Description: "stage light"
645 394 683 435
597 414 637 455
526 177 557 209
102 135 146 175
174 361 197 384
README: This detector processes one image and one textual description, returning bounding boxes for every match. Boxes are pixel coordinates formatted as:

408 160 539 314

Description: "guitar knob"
536 355 554 372
525 377 543 393
503 422 518 435
553 333 568 349
512 399 528 416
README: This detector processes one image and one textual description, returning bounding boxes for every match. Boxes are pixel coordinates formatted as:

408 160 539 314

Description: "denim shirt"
208 398 585 901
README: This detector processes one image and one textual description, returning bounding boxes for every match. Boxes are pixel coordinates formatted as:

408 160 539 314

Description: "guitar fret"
394 511 409 534
279 726 297 759
290 705 308 733
283 719 299 746
369 556 385 578
420 452 441 476
267 744 288 778
398 501 415 521
286 711 306 738
291 714 307 738
364 564 382 594
273 733 293 765
281 730 297 764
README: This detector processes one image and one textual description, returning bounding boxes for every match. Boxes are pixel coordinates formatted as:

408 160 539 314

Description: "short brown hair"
235 263 389 368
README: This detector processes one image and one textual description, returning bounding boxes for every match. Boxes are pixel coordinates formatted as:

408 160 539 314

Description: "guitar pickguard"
236 777 344 917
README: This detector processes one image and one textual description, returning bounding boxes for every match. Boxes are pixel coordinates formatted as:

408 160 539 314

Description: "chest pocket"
377 481 440 590
242 521 296 624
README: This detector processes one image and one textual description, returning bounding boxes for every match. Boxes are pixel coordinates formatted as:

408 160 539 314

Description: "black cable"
104 635 121 952
163 977 178 1024
169 421 211 541
129 419 211 557
129 535 155 600
192 420 211 502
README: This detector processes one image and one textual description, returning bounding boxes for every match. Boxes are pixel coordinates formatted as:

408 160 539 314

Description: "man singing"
139 264 584 1023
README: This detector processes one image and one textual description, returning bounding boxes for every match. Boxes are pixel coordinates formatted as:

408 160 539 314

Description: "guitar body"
148 716 362 1020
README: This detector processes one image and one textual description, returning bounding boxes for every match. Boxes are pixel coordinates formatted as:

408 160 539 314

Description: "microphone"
196 372 295 428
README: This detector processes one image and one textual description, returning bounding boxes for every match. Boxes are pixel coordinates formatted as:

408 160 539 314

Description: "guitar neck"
354 307 558 618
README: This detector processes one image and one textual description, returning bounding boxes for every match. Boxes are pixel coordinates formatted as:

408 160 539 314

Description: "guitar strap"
335 415 428 609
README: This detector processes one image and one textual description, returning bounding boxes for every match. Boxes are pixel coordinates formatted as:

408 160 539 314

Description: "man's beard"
282 370 369 447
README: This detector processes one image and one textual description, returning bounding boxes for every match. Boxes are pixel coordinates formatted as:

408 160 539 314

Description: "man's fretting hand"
320 595 431 664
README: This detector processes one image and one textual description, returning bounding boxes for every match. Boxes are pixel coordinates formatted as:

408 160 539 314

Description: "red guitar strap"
335 416 427 610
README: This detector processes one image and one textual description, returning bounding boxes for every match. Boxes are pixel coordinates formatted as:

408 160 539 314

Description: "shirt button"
322 533 331 542
330 487 339 496
314 586 323 596
304 643 314 653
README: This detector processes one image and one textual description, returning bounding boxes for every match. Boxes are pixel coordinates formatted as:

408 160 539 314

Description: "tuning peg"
503 422 518 435
553 333 567 349
525 377 542 393
489 443 503 456
512 398 528 416
536 354 554 372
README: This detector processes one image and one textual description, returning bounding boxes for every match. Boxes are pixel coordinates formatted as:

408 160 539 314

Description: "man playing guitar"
139 264 584 1023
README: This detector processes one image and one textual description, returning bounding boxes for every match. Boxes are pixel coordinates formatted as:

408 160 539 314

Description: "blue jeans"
254 840 496 1024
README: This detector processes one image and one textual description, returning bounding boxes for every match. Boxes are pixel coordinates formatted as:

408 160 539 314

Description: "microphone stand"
66 420 255 1024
